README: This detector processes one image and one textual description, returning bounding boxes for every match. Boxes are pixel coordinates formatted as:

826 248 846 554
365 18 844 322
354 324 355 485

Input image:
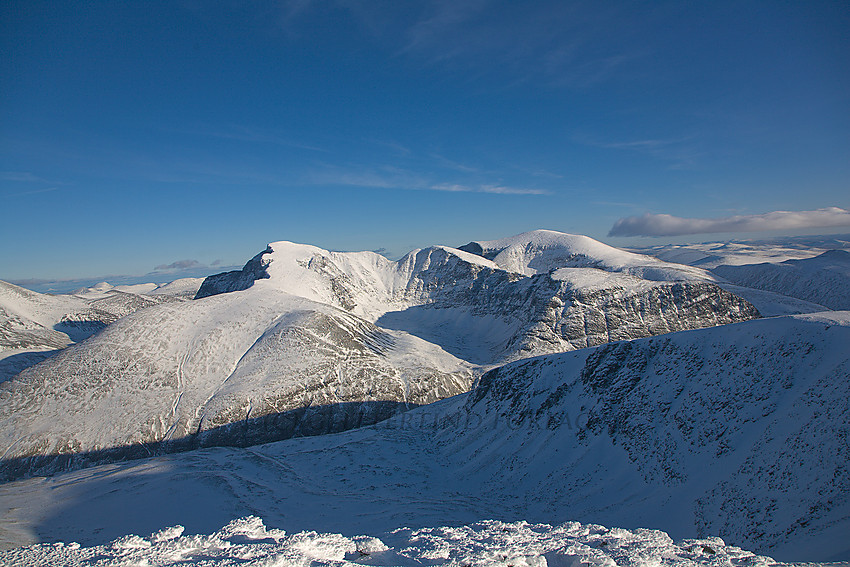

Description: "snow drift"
0 515 777 566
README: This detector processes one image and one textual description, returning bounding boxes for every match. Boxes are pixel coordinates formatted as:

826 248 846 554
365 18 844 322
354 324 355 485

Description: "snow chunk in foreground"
0 516 776 566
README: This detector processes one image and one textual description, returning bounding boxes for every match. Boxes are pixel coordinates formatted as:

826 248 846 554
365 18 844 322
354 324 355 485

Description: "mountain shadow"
0 400 419 482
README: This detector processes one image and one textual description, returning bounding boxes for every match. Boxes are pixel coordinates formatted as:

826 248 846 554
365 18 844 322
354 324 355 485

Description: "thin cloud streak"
306 166 550 195
3 187 60 198
430 183 550 195
609 207 850 237
0 171 49 183
579 136 702 169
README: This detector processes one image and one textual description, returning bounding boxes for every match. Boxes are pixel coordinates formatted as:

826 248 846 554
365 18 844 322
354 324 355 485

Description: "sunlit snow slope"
0 289 471 480
459 229 715 280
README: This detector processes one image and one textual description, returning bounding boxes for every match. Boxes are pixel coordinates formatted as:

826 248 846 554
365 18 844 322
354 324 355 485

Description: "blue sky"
2 1 848 282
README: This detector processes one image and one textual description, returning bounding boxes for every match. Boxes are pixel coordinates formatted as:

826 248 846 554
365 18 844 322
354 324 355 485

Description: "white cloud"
609 207 850 237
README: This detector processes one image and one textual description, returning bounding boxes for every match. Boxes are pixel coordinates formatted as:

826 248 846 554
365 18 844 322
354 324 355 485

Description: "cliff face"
194 246 272 299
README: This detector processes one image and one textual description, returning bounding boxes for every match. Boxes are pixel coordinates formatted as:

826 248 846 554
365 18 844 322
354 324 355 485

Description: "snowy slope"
1 313 845 561
713 250 850 310
0 287 472 480
76 278 205 299
716 284 829 317
0 281 117 382
0 515 777 567
459 229 715 281
0 279 183 382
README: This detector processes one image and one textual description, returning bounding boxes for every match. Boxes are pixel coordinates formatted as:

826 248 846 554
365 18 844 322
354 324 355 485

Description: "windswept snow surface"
0 280 160 382
1 313 846 561
0 515 778 567
0 279 186 382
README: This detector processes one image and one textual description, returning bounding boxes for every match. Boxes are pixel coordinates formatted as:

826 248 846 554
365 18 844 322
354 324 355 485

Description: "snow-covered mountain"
713 250 850 310
74 278 205 300
459 229 715 280
631 233 850 269
0 312 845 561
196 235 760 364
0 232 761 479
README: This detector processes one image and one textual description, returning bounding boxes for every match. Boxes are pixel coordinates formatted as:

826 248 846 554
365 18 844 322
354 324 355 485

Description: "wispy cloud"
429 153 479 173
396 0 650 88
274 1 649 89
0 171 49 183
304 167 428 190
580 136 701 169
431 183 550 195
609 207 850 237
306 165 549 195
3 187 60 198
364 138 412 156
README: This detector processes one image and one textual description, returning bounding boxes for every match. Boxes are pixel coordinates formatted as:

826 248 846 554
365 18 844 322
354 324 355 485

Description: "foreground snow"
0 515 777 567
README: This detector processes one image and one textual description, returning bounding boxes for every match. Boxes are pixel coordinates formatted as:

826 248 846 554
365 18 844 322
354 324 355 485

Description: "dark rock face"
380 256 761 364
195 247 272 299
457 241 487 258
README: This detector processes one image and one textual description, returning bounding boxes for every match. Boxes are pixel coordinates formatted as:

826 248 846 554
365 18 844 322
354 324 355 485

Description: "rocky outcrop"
194 246 272 299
